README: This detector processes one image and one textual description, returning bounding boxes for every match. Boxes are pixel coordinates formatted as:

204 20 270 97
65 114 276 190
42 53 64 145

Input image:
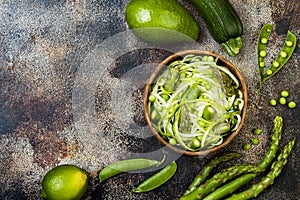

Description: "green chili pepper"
130 161 177 199
99 156 166 182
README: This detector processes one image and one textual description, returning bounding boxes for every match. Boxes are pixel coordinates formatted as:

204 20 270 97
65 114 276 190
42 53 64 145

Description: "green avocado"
125 0 200 45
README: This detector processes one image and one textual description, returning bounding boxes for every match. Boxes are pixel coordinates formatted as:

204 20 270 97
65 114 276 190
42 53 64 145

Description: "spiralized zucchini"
148 54 244 151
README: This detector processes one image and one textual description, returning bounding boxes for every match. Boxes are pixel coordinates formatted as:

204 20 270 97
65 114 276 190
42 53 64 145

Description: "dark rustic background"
0 0 299 199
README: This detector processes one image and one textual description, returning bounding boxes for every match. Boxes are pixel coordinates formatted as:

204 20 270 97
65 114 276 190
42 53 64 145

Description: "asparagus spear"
257 115 283 169
200 115 283 200
183 152 242 196
226 138 296 200
180 165 263 200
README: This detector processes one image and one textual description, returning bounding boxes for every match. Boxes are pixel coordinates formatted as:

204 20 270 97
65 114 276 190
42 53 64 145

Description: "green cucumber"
189 0 243 56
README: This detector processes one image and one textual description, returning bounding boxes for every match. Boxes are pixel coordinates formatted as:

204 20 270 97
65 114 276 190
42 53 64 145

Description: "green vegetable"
243 143 251 150
147 54 244 151
253 128 262 135
269 99 277 106
285 41 293 47
148 94 156 102
280 51 287 58
183 153 242 196
251 138 259 145
281 90 289 97
273 61 280 68
288 101 296 109
258 24 297 91
227 138 296 200
130 161 177 198
188 0 243 56
199 116 283 200
266 69 272 76
259 62 265 67
180 165 263 200
279 97 287 105
258 116 283 168
99 156 166 182
259 50 267 57
260 38 268 44
125 0 200 45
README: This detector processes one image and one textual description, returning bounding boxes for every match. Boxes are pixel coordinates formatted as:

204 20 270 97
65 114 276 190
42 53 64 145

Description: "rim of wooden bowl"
143 50 248 156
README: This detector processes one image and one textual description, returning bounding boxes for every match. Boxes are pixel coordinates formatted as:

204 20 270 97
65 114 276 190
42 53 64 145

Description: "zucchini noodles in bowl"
144 50 247 155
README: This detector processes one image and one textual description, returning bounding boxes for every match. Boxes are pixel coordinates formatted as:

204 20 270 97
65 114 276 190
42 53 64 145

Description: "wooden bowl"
143 50 248 156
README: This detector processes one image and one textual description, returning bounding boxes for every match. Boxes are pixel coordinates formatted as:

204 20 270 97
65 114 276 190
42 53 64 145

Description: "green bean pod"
180 165 263 200
199 115 283 200
257 24 273 81
183 152 242 196
226 138 295 200
99 156 166 182
130 161 177 198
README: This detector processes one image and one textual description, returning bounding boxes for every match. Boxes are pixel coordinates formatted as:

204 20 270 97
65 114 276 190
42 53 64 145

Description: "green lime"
41 165 88 200
125 0 200 45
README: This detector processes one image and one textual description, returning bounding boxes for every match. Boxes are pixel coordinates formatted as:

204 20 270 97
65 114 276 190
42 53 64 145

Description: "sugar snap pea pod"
183 152 242 196
199 115 283 200
257 24 273 81
99 156 166 182
180 164 263 200
226 138 296 200
130 161 177 199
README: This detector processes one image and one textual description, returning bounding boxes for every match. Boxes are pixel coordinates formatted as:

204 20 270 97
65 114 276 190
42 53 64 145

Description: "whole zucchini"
189 0 243 56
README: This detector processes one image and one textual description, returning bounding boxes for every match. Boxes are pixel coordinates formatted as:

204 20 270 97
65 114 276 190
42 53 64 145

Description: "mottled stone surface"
0 0 299 199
